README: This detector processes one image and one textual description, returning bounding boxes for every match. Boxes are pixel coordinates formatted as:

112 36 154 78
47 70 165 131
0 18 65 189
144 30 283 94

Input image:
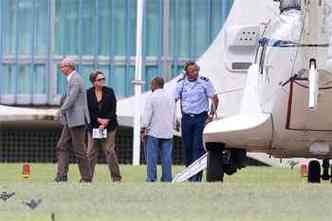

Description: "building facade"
0 0 233 106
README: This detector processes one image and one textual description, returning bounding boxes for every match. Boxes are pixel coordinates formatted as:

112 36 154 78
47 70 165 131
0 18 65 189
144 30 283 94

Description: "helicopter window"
279 0 301 12
232 62 252 70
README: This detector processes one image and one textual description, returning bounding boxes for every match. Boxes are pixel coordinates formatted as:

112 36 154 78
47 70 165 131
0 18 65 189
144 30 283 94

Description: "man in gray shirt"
142 76 176 182
55 57 92 183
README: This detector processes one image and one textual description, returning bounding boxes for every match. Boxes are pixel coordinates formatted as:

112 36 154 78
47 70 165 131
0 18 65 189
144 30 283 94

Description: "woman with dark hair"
86 70 121 182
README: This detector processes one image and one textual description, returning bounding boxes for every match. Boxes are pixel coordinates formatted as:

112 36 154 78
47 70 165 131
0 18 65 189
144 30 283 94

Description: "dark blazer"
87 86 118 132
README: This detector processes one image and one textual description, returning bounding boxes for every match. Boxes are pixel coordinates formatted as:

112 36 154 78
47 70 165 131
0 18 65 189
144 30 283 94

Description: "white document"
92 128 107 139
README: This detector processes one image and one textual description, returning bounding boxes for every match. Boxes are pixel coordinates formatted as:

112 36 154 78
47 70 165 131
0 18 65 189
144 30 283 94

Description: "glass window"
113 1 127 56
56 68 66 95
17 65 29 94
98 0 112 56
170 0 190 58
78 64 94 87
1 64 13 95
172 64 184 78
128 1 137 57
144 0 161 57
35 1 49 56
33 65 47 94
55 0 80 55
192 0 209 57
3 0 17 55
17 1 34 55
111 65 126 97
1 0 233 105
80 1 96 55
211 0 223 40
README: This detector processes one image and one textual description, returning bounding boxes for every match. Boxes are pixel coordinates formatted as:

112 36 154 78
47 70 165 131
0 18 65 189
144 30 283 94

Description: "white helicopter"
4 0 331 183
201 0 332 183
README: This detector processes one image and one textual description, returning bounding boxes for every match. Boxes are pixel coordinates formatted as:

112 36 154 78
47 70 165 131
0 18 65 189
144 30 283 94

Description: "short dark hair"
184 61 200 72
89 70 104 83
151 76 164 89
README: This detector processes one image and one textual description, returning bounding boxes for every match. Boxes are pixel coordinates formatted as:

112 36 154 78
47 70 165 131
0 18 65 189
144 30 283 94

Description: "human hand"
55 109 64 121
140 128 148 143
97 118 109 127
205 111 215 124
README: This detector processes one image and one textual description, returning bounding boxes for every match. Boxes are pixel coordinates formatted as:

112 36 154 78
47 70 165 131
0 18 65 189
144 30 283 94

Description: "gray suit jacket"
60 71 90 128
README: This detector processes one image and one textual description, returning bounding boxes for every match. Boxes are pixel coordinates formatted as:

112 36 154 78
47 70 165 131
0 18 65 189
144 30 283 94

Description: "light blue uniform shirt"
175 74 216 114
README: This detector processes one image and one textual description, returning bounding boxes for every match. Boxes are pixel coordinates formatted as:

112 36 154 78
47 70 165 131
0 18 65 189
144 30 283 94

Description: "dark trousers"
56 125 92 182
87 129 121 182
181 112 207 182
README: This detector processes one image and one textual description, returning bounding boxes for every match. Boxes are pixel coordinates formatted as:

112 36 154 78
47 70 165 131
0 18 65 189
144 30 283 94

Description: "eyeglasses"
96 78 105 82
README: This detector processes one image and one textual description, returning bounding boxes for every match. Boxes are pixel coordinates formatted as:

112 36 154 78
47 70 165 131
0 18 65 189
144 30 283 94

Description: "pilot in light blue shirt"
175 74 216 114
175 61 219 182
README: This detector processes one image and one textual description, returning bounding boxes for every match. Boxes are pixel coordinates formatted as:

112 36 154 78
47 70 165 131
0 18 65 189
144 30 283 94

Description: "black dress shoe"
54 175 68 182
79 179 92 183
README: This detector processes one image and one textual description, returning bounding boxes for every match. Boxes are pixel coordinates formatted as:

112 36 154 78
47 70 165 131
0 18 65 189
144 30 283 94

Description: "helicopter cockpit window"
279 0 301 13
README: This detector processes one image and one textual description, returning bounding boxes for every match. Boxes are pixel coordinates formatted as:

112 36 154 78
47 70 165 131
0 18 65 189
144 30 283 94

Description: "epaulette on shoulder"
177 75 185 82
200 76 209 81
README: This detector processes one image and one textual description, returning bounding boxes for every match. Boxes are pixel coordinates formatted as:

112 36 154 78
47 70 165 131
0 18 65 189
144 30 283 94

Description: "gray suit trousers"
56 125 92 182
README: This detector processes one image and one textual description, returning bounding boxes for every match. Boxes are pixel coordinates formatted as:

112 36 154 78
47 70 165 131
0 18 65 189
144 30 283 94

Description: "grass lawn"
0 164 331 221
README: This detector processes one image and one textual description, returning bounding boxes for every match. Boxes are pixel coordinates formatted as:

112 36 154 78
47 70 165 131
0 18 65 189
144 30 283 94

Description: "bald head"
60 57 75 75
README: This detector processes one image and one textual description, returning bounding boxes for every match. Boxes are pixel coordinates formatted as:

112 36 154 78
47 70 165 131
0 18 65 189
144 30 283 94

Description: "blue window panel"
2 0 48 56
223 0 234 22
3 0 17 55
35 0 49 56
98 0 112 56
56 68 66 95
78 64 94 87
211 0 223 40
17 0 34 55
81 1 96 55
109 65 135 97
33 64 47 94
171 64 184 78
113 1 127 56
127 66 135 96
127 0 137 57
55 0 80 55
144 0 161 57
1 0 234 104
17 65 30 94
192 0 209 58
170 0 190 58
1 64 13 95
170 0 233 74
110 65 126 97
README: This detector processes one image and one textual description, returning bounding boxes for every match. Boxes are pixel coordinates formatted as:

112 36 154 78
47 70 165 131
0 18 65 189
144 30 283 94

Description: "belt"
183 111 207 118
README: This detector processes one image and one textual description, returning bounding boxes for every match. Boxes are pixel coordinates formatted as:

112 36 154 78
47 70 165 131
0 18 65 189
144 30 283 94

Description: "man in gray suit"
55 57 92 183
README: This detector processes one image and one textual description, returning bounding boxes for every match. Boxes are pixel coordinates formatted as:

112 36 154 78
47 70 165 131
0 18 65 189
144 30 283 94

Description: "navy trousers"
181 112 207 182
